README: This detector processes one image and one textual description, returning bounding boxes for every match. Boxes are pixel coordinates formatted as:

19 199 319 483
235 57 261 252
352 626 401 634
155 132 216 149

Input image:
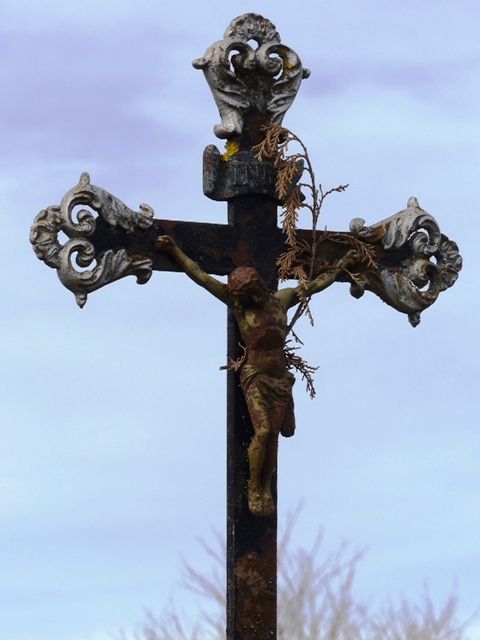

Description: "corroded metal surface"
203 144 278 201
203 143 303 202
226 192 279 638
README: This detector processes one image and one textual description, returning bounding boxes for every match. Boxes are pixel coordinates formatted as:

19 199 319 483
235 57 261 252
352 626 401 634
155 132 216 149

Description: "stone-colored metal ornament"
349 197 462 326
30 172 153 307
193 13 310 140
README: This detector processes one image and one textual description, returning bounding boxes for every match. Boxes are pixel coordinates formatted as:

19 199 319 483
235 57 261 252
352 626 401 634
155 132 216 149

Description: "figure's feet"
248 485 264 517
248 484 275 517
337 249 360 270
261 489 275 518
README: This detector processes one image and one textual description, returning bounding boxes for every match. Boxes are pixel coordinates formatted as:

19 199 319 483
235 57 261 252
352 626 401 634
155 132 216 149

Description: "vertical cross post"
226 195 279 639
195 15 312 635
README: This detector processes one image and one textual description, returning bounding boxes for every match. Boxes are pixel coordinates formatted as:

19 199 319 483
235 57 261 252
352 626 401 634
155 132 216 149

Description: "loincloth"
240 364 296 438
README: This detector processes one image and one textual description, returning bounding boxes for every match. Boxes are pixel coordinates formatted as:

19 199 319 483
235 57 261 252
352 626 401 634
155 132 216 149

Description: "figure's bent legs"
248 417 270 517
259 404 287 517
242 380 272 516
247 400 288 517
243 377 291 517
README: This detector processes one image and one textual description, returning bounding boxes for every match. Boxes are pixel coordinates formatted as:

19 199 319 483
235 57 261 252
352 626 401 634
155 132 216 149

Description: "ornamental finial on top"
193 13 310 140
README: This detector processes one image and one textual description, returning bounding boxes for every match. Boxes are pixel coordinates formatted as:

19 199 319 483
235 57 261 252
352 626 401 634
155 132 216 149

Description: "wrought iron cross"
30 14 462 640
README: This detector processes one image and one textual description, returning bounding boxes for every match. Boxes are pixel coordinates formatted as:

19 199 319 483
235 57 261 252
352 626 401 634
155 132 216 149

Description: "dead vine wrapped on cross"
253 125 378 397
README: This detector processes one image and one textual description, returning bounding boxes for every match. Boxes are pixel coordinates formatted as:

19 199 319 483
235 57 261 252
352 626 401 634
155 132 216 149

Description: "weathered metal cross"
30 14 462 640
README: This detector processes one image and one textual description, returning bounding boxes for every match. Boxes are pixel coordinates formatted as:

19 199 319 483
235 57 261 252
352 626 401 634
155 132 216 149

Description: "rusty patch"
227 238 250 268
234 537 276 638
204 233 223 261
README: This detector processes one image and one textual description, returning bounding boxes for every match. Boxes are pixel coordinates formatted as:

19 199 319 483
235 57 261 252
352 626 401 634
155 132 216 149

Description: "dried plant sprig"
276 241 311 282
254 125 380 398
285 339 319 399
254 126 350 397
255 126 351 333
219 344 247 372
326 233 378 269
309 184 349 280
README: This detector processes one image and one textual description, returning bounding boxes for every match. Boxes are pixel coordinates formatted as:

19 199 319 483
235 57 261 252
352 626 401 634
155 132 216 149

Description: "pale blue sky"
1 1 479 639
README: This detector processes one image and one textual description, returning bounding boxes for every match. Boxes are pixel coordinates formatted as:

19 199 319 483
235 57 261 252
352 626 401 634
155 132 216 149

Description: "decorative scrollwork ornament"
349 197 462 326
193 13 310 139
30 172 154 307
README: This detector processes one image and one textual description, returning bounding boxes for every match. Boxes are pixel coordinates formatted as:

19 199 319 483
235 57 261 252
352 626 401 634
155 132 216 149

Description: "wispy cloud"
0 25 197 173
303 56 480 115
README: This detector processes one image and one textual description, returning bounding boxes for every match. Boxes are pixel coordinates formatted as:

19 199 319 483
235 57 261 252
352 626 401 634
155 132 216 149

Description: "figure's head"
228 267 269 306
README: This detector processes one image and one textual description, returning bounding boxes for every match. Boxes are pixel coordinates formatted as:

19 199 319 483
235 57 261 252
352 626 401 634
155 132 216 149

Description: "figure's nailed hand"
156 235 177 253
337 249 361 270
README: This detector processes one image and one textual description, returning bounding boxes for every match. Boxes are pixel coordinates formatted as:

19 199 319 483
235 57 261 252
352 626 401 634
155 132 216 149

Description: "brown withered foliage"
253 126 377 395
284 335 318 399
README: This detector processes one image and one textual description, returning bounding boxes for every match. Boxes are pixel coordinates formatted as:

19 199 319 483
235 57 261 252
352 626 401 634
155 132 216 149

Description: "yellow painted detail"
278 47 293 71
220 140 239 162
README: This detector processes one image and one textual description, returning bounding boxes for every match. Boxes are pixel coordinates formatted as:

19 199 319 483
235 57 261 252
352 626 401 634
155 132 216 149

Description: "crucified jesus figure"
156 236 358 517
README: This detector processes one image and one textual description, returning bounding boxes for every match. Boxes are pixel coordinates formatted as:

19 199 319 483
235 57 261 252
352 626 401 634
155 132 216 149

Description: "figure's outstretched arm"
274 250 360 310
156 236 230 304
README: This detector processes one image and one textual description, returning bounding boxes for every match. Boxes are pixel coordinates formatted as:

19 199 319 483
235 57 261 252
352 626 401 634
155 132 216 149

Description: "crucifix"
30 14 462 640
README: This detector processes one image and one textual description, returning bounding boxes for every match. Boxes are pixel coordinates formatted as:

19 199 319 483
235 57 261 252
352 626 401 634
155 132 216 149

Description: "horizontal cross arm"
91 217 241 277
30 174 461 325
295 198 462 327
29 172 287 306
